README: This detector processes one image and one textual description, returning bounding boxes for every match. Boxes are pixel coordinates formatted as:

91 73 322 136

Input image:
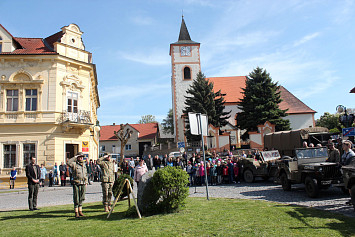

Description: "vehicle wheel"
243 169 254 183
305 177 319 198
341 186 350 195
280 173 291 191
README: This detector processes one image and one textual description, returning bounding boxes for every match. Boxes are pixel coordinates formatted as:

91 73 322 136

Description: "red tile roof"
208 76 246 104
0 24 58 55
208 76 315 114
100 123 158 141
278 86 316 114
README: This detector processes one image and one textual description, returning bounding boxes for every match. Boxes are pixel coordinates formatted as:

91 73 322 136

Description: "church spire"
178 16 191 41
172 16 198 44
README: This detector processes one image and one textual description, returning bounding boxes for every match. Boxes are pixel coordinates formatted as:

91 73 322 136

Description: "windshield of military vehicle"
295 148 328 159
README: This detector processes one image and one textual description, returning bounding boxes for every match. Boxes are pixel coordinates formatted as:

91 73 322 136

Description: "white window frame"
6 89 19 111
4 144 16 168
67 91 79 121
23 143 36 166
25 89 37 111
125 144 132 151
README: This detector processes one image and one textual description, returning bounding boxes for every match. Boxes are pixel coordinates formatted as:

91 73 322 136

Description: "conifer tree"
183 72 230 141
237 67 290 139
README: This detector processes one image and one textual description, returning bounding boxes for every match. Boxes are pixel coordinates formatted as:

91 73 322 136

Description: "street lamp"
336 105 355 128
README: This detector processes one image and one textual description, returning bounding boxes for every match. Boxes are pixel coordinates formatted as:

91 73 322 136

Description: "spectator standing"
216 161 223 185
341 140 355 166
86 160 93 185
128 157 135 178
227 160 234 184
163 154 168 167
186 161 193 186
9 167 17 189
53 162 60 185
59 162 67 186
48 170 54 187
146 154 153 170
39 164 47 187
327 143 340 163
97 154 115 212
167 157 174 167
67 152 88 218
134 159 148 186
153 155 161 170
175 157 184 169
199 162 205 186
210 164 217 185
25 157 40 211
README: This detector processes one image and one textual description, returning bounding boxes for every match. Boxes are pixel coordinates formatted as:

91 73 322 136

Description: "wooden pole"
107 179 127 219
127 179 142 219
127 181 131 207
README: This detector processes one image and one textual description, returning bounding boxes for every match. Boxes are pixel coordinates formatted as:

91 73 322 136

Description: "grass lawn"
0 198 354 237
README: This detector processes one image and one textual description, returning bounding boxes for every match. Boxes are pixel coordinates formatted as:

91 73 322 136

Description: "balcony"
59 110 92 132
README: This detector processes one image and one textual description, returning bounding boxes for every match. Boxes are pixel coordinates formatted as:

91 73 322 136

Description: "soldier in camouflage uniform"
97 153 115 212
67 152 88 218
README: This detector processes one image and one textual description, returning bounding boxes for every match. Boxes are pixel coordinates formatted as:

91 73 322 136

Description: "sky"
1 0 354 126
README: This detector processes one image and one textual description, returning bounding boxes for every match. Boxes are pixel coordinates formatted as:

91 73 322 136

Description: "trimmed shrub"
151 166 189 213
112 174 134 199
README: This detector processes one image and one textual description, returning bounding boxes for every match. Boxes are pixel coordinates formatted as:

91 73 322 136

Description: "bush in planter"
112 174 134 199
151 166 189 213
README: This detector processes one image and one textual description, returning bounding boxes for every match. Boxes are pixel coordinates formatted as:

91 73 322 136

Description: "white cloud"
293 32 320 47
118 50 170 66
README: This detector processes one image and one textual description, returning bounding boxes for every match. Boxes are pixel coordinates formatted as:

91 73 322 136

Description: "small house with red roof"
0 24 100 177
99 123 159 157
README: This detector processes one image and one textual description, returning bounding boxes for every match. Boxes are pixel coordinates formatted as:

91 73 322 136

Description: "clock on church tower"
169 17 201 143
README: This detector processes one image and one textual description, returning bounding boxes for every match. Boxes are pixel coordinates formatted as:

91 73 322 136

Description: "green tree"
237 67 290 139
315 112 342 133
161 109 174 134
183 71 230 141
138 115 157 124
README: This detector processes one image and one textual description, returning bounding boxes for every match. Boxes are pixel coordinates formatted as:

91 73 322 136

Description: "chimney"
113 123 115 126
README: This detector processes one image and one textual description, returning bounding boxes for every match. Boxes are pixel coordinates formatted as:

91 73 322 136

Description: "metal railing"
59 110 92 124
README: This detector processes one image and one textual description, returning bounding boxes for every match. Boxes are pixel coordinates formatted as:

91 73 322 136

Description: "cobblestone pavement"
0 180 354 218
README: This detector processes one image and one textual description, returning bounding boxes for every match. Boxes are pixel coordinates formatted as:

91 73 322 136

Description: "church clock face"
180 46 191 56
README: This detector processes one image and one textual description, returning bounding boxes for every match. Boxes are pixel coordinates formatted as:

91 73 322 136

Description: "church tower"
170 17 201 142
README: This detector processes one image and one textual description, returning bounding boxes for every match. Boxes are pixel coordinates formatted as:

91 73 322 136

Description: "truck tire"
305 177 319 198
243 169 254 183
280 173 291 191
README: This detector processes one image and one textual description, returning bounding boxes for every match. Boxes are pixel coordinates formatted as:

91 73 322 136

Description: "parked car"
169 151 181 159
277 147 343 198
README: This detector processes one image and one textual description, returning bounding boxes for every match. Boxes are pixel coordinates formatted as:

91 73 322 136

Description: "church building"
170 18 316 150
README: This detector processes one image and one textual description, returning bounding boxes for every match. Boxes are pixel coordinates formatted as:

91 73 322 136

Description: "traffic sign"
178 142 185 148
342 127 355 136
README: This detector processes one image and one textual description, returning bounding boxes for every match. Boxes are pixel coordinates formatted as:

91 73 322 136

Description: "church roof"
171 17 199 45
100 123 159 141
208 76 316 114
350 87 355 93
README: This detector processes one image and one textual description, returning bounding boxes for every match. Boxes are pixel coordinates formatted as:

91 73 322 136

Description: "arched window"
184 66 191 80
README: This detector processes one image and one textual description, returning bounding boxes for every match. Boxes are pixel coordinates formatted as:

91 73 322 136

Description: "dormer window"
183 66 191 80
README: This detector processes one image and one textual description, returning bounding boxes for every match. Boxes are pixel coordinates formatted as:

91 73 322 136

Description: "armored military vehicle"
277 147 343 198
237 149 281 183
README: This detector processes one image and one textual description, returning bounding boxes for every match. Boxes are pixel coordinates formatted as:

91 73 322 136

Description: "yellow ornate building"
0 24 100 177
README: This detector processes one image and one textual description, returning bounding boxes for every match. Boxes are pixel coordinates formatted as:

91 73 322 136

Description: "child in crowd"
48 170 54 187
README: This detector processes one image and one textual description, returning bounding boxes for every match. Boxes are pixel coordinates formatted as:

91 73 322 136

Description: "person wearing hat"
97 153 115 212
67 152 88 218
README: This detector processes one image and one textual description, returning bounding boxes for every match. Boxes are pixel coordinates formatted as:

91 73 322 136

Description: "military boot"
74 208 80 218
78 207 85 217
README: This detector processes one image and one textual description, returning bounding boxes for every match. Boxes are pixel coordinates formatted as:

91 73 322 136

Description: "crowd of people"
10 138 355 216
